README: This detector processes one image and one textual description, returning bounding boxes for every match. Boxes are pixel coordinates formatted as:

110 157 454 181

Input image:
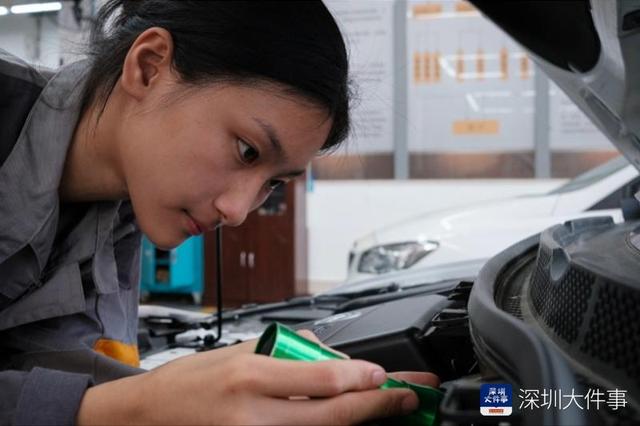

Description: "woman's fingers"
235 355 388 397
388 371 440 387
264 387 419 425
296 329 321 343
296 328 351 359
138 342 442 425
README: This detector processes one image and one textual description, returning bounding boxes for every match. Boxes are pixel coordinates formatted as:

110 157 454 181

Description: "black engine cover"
294 294 450 373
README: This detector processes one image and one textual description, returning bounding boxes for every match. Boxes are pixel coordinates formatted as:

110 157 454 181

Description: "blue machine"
140 236 204 304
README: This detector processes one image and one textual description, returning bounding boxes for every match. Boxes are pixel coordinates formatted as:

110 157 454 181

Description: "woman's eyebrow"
251 117 305 178
252 117 287 161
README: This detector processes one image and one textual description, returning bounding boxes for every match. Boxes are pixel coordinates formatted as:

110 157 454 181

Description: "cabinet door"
220 225 250 303
204 224 250 306
248 184 295 302
204 179 306 305
248 221 293 302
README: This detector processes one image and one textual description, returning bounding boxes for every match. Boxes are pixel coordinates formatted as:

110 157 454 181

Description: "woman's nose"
215 184 263 227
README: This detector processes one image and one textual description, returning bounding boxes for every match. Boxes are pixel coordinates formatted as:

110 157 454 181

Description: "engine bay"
139 217 640 425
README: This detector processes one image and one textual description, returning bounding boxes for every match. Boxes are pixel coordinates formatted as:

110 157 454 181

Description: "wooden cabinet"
203 178 308 307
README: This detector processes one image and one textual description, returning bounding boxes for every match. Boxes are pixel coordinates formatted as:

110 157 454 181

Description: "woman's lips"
186 213 203 236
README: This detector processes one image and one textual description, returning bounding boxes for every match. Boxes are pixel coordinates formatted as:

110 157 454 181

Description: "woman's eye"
237 139 259 164
267 179 285 191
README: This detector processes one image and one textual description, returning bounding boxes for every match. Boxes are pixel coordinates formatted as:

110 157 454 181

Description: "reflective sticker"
94 338 140 367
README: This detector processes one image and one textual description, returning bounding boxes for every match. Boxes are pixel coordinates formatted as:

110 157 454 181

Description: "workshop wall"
318 0 615 180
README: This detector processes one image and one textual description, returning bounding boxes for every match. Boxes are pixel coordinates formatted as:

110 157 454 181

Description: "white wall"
0 14 60 68
306 179 564 292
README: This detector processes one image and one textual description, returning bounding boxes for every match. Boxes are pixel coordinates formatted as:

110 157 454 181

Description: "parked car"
346 156 639 283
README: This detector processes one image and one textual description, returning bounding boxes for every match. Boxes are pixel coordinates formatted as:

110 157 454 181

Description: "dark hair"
84 0 350 151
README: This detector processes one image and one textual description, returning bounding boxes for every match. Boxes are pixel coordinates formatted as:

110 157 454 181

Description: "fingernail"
372 370 387 386
402 394 419 414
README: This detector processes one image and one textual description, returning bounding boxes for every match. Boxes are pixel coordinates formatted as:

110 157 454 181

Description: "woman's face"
117 82 331 249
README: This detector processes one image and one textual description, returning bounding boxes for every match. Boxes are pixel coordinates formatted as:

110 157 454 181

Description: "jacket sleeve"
0 367 92 426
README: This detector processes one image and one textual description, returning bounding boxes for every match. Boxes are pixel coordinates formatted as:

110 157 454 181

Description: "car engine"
139 216 640 425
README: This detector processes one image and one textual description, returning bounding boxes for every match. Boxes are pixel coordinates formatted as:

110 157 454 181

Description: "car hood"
353 193 557 251
472 0 640 187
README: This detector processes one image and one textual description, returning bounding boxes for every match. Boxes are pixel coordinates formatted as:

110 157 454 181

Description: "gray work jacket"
0 50 144 425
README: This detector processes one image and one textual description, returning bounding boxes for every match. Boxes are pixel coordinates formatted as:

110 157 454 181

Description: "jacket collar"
0 60 89 271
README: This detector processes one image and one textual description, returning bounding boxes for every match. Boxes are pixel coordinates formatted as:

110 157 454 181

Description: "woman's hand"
77 337 439 425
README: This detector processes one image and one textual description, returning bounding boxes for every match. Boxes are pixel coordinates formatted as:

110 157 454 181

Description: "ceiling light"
10 2 62 14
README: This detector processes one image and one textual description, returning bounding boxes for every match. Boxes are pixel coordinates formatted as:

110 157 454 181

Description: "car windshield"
547 156 628 194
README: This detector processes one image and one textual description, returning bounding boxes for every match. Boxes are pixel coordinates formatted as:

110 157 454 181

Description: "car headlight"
357 241 439 274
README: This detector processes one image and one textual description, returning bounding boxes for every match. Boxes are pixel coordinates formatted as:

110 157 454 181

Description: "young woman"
0 1 438 424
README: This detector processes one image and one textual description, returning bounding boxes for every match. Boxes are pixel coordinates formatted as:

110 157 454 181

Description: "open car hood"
472 0 640 190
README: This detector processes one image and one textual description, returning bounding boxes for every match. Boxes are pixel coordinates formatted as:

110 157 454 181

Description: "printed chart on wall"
407 0 610 156
324 0 395 155
408 0 535 154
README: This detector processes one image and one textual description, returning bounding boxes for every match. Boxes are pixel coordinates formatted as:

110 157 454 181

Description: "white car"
347 156 639 283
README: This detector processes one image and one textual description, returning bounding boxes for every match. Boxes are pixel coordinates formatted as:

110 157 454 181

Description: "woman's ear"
120 27 174 101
